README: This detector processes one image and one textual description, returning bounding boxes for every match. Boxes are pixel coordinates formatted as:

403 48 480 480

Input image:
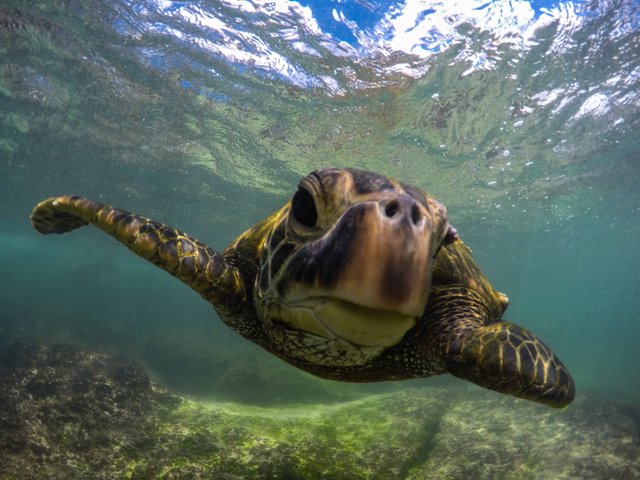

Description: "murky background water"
1 0 639 410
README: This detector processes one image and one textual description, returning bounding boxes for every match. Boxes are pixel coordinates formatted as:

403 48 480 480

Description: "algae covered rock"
0 343 638 479
136 388 450 479
0 343 180 479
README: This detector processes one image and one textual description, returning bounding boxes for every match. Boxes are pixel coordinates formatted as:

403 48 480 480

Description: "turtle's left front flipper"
30 195 245 309
444 321 575 408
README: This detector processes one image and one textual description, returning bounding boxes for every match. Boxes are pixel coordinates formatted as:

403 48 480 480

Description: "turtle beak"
283 192 447 319
326 194 434 317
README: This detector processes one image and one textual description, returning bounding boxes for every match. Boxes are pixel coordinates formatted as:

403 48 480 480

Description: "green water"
1 0 639 412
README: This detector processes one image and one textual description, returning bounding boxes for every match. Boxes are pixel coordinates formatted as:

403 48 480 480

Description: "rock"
0 343 179 479
0 343 638 479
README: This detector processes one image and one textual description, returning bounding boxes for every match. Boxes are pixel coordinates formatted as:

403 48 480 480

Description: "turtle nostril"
411 204 422 226
384 200 399 218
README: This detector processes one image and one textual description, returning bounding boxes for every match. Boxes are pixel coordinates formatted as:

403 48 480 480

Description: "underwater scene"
1 0 639 478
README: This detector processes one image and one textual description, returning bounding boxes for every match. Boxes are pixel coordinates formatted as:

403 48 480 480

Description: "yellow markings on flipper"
515 341 523 381
541 350 550 387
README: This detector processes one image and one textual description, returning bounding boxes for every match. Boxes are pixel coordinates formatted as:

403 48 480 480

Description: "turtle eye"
291 187 317 228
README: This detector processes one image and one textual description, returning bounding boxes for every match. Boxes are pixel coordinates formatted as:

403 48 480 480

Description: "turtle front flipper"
443 321 575 408
30 195 245 309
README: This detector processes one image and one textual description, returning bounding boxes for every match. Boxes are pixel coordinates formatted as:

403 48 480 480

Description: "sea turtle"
31 168 575 407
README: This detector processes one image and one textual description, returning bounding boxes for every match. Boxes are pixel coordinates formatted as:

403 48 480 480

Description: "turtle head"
256 168 452 366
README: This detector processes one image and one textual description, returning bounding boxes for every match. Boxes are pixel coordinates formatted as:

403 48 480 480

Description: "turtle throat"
259 296 417 367
279 297 416 348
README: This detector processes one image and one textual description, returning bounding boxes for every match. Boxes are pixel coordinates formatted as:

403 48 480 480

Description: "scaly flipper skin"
424 287 575 408
447 320 575 407
30 195 246 322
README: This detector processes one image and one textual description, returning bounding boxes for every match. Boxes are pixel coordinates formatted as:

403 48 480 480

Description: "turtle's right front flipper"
30 195 245 309
443 320 576 408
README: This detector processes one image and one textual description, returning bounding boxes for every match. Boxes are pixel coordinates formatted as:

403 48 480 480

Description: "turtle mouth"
280 297 417 348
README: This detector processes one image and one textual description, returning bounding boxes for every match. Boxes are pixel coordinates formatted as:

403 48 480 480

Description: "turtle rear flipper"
445 321 575 408
30 195 245 308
